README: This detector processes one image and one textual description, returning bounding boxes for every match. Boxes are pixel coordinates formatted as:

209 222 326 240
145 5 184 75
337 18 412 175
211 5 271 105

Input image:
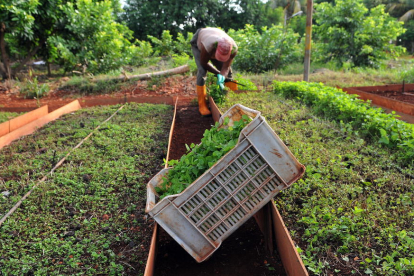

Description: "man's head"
215 37 232 62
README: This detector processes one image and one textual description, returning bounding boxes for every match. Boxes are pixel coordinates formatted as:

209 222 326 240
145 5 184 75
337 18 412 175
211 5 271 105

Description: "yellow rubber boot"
197 85 211 116
225 81 238 91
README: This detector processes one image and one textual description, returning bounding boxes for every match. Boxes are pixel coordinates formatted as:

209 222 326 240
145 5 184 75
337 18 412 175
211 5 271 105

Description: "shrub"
148 30 174 57
128 40 154 67
272 81 414 163
174 32 193 56
172 53 191 67
20 77 50 99
313 0 406 67
228 24 301 73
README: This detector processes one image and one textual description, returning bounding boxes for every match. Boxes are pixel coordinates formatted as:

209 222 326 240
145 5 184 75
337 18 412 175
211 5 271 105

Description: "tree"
0 0 39 79
314 0 406 67
0 0 135 79
396 4 414 52
51 0 137 74
122 0 284 40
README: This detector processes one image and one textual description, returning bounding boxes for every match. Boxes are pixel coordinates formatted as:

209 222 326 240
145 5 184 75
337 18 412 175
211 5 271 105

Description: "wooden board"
0 105 48 137
0 100 81 150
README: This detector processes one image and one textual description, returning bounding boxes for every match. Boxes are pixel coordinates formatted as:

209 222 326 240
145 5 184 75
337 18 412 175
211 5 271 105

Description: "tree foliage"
122 0 284 40
0 0 39 78
314 0 406 67
228 24 301 73
51 0 137 74
148 30 193 57
361 0 414 52
0 0 140 79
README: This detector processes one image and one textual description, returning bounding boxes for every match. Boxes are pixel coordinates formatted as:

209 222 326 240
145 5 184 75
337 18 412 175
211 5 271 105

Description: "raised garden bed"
148 103 298 276
0 103 173 275
342 83 414 123
219 91 414 275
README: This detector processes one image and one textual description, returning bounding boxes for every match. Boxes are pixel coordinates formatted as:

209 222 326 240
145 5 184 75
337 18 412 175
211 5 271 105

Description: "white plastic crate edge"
145 104 261 212
145 104 305 263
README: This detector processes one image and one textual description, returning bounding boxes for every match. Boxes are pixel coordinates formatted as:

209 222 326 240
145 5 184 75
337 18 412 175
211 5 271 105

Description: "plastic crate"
146 104 305 262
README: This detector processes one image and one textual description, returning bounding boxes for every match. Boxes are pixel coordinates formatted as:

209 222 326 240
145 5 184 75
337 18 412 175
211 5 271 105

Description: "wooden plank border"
271 202 309 276
0 100 81 150
342 87 414 116
0 105 48 137
144 97 179 276
0 121 9 137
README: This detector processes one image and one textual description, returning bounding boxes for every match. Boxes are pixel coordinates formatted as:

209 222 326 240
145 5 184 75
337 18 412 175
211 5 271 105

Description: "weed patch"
60 76 137 95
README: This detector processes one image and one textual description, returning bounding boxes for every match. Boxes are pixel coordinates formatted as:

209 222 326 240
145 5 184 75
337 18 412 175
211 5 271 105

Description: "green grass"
0 103 173 275
59 76 138 96
219 91 414 275
242 56 414 88
0 112 22 124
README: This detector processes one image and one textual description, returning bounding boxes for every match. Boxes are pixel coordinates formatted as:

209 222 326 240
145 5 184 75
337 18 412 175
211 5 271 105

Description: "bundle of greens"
155 115 251 199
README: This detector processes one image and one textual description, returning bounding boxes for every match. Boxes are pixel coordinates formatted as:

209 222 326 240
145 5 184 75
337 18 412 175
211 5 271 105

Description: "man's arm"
219 52 236 78
199 44 221 75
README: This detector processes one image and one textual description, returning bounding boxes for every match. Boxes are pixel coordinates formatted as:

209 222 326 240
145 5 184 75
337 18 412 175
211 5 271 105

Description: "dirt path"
0 75 197 112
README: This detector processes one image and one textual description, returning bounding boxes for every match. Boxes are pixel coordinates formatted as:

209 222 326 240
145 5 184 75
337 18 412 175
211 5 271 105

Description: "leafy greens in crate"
155 115 251 199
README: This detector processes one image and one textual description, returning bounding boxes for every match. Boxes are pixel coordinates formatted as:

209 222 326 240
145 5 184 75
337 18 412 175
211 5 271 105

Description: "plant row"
273 81 414 165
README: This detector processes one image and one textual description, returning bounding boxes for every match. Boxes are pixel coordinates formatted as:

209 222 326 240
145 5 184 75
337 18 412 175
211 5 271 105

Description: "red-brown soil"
0 75 197 112
366 89 414 104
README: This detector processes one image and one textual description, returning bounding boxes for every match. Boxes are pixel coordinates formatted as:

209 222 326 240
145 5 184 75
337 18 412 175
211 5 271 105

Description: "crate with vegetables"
146 104 305 262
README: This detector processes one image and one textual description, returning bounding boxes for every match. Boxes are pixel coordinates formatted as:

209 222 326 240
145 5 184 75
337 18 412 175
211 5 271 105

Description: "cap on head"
215 37 232 62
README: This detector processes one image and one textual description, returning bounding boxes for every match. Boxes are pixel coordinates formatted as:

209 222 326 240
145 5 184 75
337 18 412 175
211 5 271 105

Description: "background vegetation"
1 0 414 81
1 1 414 275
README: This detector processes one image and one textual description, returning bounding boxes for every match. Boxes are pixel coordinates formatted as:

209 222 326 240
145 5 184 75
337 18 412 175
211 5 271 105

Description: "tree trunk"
0 62 6 80
47 61 51 77
13 39 46 75
0 23 11 80
114 64 190 81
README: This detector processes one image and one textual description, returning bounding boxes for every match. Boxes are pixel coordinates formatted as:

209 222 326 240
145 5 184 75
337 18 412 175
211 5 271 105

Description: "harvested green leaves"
155 115 251 199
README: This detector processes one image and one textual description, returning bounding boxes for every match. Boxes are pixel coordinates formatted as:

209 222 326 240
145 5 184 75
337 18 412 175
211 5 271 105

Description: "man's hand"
216 74 225 90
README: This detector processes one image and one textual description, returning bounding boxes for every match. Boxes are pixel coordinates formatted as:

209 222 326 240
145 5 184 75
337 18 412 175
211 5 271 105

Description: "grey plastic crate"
146 104 305 262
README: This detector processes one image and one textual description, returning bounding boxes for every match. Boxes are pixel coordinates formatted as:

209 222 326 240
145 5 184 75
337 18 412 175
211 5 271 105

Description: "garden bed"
0 103 173 275
0 111 22 124
348 84 414 104
219 91 414 275
343 83 414 122
151 104 288 276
